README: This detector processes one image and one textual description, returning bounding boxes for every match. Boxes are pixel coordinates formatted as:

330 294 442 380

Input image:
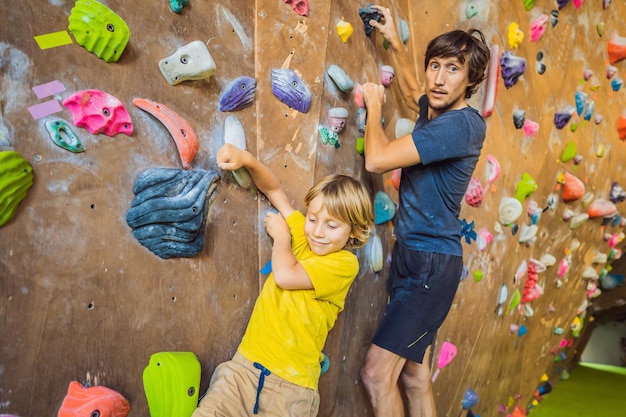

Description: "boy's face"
304 195 353 256
425 55 470 117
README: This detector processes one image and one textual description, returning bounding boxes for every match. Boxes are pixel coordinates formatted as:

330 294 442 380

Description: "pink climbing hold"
481 44 500 118
557 258 569 278
618 113 626 141
464 176 484 207
523 119 539 137
530 15 549 42
62 89 133 136
587 199 617 218
573 0 584 7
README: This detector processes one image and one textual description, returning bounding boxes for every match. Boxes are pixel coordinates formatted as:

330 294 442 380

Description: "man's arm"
370 5 423 113
362 83 421 174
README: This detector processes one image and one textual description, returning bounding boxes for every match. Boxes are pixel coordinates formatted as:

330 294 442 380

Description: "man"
360 5 491 417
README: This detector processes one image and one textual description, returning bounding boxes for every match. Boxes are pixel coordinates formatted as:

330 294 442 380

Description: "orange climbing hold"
133 98 199 170
561 172 585 202
618 113 626 141
58 381 130 417
608 33 626 65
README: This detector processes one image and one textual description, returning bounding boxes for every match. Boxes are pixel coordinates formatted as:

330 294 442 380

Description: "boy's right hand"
217 143 247 171
369 5 401 48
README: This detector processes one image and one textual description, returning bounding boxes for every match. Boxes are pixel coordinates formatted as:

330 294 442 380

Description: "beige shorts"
191 352 320 417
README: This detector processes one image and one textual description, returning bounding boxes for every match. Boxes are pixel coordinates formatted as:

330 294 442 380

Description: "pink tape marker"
28 99 62 120
32 80 65 99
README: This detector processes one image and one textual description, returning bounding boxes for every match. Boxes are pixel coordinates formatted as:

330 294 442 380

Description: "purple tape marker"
28 99 62 120
32 80 65 99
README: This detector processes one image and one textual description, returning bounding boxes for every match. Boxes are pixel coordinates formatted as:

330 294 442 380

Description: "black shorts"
372 244 463 363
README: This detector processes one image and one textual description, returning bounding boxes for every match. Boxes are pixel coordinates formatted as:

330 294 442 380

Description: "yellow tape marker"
34 31 73 50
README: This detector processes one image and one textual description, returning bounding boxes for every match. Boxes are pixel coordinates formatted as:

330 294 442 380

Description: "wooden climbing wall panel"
1 1 626 416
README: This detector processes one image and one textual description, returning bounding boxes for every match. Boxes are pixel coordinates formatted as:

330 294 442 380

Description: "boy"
192 143 374 416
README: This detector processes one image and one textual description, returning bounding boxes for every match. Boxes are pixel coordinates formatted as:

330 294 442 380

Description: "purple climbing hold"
554 106 575 129
500 51 526 88
271 68 311 113
557 0 570 9
219 76 257 112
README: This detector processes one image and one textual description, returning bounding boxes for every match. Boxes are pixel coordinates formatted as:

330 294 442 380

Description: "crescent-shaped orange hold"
133 98 199 170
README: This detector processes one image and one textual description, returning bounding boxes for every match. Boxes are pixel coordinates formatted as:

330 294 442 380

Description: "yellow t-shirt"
237 210 358 390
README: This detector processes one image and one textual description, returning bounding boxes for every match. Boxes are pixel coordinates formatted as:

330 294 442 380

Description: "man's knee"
400 362 431 392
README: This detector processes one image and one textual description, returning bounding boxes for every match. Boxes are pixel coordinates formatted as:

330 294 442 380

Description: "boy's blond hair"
304 174 374 249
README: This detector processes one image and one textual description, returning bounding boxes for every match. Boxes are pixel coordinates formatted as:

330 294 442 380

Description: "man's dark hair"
424 29 491 99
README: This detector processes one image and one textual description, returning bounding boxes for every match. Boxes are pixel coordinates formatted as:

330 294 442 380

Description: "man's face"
425 55 471 117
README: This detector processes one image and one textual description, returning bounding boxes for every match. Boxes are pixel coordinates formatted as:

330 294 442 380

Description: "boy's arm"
217 143 294 219
265 213 313 290
370 5 423 113
218 144 313 290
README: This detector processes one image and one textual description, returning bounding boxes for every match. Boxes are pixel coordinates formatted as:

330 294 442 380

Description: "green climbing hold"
561 141 576 162
466 4 479 19
0 150 34 227
318 126 340 148
523 0 537 10
45 118 84 153
356 137 364 155
514 172 537 202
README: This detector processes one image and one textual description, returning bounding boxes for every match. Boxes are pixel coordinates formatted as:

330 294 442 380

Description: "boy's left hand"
264 211 290 243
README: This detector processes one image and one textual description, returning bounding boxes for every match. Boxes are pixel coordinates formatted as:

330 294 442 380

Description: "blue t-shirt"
395 95 486 256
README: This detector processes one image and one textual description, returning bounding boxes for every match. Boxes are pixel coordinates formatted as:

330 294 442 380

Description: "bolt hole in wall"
581 321 626 367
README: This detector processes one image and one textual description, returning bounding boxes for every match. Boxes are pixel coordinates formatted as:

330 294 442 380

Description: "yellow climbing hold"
508 22 524 49
336 19 353 43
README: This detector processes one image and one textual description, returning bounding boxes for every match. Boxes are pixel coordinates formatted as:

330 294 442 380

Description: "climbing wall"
1 0 626 416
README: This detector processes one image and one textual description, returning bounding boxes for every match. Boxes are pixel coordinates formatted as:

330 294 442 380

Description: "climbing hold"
609 182 625 203
0 151 34 228
575 90 587 115
466 3 478 19
355 137 364 155
358 5 381 36
370 233 383 272
327 64 355 93
143 352 200 417
606 65 617 79
513 110 526 129
282 0 309 17
224 115 253 189
597 22 606 37
594 114 603 124
583 69 593 81
133 98 198 170
45 118 84 153
570 213 589 229
431 341 457 382
499 197 523 225
561 141 577 162
391 168 401 190
357 108 367 133
500 51 526 88
485 154 501 184
328 107 349 133
399 19 410 43
58 381 130 417
353 83 365 108
554 106 575 129
380 65 395 88
464 176 484 207
588 199 617 218
523 119 539 137
507 289 521 314
67 0 130 63
617 113 626 141
62 89 133 136
530 15 549 42
320 353 331 376
561 172 585 202
219 76 257 112
508 23 524 49
583 100 595 121
336 19 354 43
495 283 508 316
573 0 584 7
557 0 570 9
462 388 479 410
271 68 311 113
523 0 537 10
395 118 415 139
159 40 216 86
611 77 623 92
603 0 612 9
519 224 538 244
169 0 189 14
608 33 626 64
126 168 219 259
477 228 493 251
540 253 556 266
550 9 559 27
374 191 396 224
318 126 340 148
481 44 500 118
515 172 537 202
